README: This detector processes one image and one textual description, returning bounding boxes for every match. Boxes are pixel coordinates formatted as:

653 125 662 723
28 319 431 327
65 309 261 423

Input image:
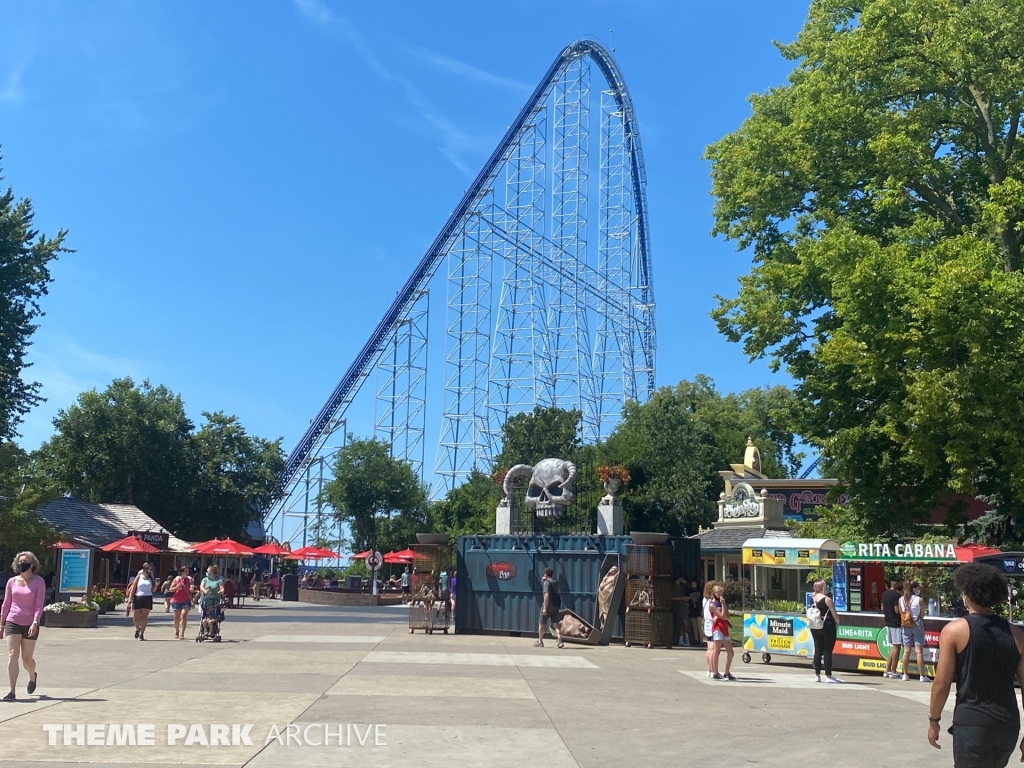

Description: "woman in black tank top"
928 563 1024 766
809 580 841 684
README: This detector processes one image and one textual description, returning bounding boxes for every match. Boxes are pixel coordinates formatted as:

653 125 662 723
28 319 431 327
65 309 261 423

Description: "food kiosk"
741 538 977 675
740 538 840 665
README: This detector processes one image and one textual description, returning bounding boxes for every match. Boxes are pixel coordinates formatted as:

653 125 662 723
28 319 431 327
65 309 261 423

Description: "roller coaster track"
264 38 655 543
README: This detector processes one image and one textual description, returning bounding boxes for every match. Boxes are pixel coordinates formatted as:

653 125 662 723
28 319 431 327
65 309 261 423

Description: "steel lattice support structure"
375 289 429 476
264 39 656 544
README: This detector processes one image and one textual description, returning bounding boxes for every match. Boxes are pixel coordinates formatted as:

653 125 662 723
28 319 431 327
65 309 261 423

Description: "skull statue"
503 458 577 518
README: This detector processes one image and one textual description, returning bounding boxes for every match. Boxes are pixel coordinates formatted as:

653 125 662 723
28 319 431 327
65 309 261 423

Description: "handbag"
900 596 915 629
125 576 137 616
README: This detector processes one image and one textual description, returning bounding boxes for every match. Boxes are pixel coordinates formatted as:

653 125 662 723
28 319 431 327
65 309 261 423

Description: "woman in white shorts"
900 581 931 682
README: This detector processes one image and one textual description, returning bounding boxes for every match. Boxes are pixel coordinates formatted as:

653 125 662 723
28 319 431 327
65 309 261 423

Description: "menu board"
832 562 848 612
59 549 92 595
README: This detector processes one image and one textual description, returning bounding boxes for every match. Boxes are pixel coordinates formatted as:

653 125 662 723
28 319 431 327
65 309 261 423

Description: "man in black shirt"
881 578 904 678
534 568 563 648
929 563 1024 766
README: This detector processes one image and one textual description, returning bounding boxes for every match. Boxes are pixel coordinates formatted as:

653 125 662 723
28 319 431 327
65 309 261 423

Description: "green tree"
705 0 1024 539
40 378 284 540
493 406 583 470
321 437 428 554
41 378 195 527
429 470 501 538
0 442 60 571
602 377 802 535
187 412 285 541
0 155 69 440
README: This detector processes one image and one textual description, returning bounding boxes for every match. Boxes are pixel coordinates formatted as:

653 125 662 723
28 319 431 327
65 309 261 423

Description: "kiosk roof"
741 537 841 552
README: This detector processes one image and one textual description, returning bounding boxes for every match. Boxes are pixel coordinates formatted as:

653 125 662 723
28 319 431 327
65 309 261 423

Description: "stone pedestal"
597 497 623 536
495 500 512 535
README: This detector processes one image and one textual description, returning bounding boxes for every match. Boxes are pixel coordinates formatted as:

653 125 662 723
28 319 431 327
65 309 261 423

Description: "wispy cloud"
293 0 334 27
0 54 30 103
292 0 489 175
18 334 145 449
402 43 531 94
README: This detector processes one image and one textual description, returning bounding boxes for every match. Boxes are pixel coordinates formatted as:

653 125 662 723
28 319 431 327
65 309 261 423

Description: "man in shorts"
534 568 563 648
881 578 904 678
401 566 411 604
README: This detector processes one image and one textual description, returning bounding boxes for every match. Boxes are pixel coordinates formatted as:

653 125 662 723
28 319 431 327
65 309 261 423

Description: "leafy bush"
767 599 805 613
93 588 125 606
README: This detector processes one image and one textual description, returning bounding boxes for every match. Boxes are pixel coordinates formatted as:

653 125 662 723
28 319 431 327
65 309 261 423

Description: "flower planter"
42 610 98 628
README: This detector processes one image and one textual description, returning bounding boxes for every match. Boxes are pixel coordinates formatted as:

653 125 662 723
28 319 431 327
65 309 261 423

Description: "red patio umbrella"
50 541 77 550
392 548 418 560
100 535 161 584
252 542 291 556
101 535 161 554
192 538 255 555
350 550 372 560
285 545 339 560
383 551 413 564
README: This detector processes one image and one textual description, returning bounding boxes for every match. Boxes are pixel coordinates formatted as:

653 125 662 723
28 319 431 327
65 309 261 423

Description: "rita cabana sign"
839 541 958 563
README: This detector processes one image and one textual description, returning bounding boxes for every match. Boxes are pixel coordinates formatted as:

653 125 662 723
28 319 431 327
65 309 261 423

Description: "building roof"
695 526 792 553
35 497 193 552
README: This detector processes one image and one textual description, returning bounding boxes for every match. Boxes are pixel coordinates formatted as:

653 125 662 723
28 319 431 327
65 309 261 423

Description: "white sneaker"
920 675 932 683
813 675 822 683
902 674 910 681
883 672 897 679
706 671 713 679
826 676 843 684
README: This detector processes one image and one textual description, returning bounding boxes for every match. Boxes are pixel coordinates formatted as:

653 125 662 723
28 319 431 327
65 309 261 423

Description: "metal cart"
408 601 450 634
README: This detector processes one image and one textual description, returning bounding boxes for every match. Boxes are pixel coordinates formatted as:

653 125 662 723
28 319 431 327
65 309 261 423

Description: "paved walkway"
0 601 968 766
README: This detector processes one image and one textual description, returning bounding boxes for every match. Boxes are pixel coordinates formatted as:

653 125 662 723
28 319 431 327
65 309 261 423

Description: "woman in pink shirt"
1 551 45 700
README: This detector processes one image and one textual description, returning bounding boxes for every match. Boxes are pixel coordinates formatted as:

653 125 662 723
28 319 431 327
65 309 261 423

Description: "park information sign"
838 541 957 563
59 548 92 594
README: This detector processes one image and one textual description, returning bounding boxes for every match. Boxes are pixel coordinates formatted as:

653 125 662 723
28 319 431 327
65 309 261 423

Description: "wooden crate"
625 576 673 610
625 545 673 576
624 608 672 649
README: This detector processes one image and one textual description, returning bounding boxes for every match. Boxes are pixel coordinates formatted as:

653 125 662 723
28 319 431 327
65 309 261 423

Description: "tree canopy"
320 437 428 553
602 376 802 535
706 0 1024 539
0 441 60 571
493 406 583 469
39 377 284 540
0 154 69 441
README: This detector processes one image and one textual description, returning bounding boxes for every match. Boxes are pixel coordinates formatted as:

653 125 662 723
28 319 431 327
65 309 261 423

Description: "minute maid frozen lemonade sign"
742 547 820 566
838 541 957 562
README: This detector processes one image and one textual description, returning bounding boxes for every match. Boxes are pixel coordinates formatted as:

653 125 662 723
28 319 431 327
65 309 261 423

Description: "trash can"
345 575 362 590
281 573 298 602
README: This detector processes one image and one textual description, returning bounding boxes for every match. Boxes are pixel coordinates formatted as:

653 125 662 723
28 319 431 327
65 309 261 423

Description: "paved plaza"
0 601 983 767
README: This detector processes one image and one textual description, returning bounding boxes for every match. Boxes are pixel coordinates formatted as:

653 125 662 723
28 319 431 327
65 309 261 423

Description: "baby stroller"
196 599 225 642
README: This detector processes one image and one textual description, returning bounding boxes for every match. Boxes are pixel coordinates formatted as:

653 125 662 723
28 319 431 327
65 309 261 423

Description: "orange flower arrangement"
596 465 630 486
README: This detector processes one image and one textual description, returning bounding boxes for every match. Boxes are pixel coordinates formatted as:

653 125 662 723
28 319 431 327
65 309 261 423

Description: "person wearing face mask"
1 552 45 700
127 562 156 640
199 565 225 636
900 580 932 682
928 563 1024 766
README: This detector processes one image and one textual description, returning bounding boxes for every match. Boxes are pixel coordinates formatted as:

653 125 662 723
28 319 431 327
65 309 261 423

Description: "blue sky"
1 0 812 472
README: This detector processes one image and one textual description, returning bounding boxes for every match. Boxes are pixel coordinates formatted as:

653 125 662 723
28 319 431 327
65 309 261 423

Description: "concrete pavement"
0 600 973 767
